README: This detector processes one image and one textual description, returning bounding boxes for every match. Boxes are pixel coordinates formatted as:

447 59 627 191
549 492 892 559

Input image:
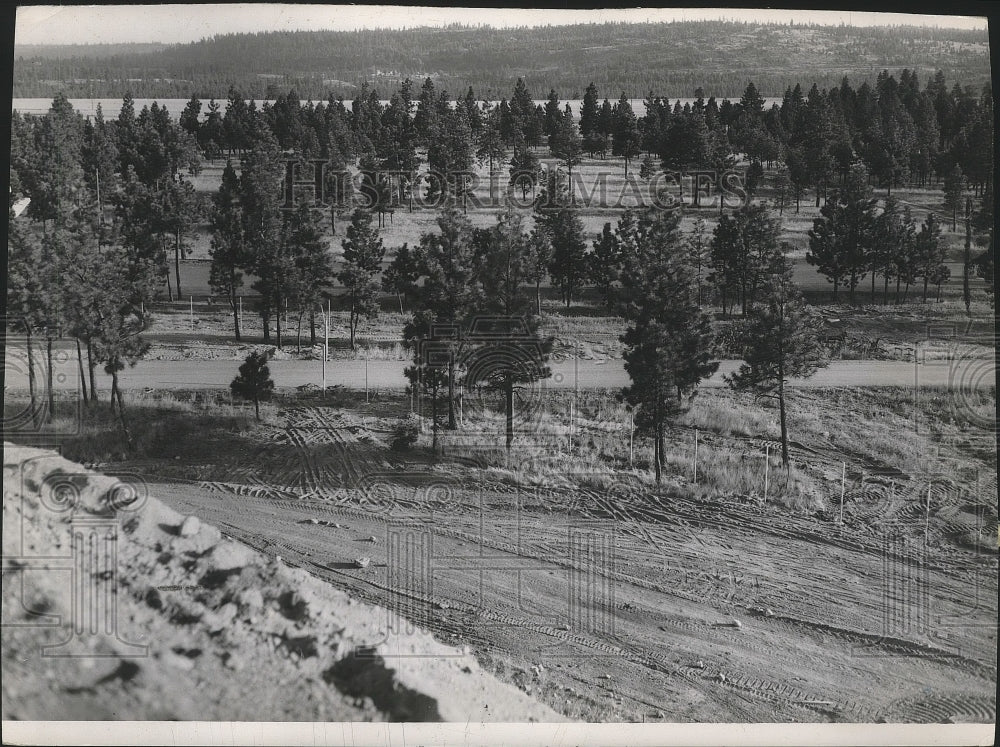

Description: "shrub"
390 414 421 451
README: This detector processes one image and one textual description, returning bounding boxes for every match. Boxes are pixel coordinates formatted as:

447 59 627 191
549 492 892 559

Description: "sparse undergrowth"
5 383 993 516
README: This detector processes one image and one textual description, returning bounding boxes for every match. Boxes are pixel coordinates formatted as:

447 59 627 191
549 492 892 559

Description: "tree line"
7 73 994 458
13 20 990 99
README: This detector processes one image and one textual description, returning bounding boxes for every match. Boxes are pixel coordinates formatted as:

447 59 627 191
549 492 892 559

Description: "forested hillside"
13 20 991 99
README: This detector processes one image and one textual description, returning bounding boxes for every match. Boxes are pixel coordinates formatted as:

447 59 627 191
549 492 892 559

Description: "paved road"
5 347 995 392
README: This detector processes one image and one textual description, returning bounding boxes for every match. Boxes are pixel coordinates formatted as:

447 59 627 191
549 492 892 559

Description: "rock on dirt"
1 442 564 723
208 540 257 571
179 515 201 537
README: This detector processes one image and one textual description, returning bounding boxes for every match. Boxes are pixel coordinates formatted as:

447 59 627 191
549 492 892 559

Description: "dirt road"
131 403 996 723
5 349 995 393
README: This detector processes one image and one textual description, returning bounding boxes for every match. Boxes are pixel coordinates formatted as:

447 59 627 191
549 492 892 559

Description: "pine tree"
806 163 878 303
619 208 718 483
410 206 479 429
476 105 506 202
210 161 247 339
589 221 621 310
684 217 710 306
727 259 830 467
540 186 589 309
549 111 583 201
382 242 424 314
942 164 966 231
231 351 274 420
241 127 285 344
284 202 333 350
914 212 946 302
543 88 562 141
339 208 385 350
612 94 642 179
469 207 553 450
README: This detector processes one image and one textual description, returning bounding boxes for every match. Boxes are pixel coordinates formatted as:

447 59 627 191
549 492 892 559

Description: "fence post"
628 410 634 469
189 296 194 330
763 444 770 506
693 428 699 483
322 303 328 392
840 461 846 523
925 482 931 545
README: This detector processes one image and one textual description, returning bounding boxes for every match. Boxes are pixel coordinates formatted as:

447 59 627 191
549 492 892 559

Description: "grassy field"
165 150 993 365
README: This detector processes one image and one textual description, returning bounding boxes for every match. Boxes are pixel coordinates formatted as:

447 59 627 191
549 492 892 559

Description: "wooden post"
763 444 770 506
239 295 243 329
925 483 931 545
693 428 699 483
573 340 579 453
840 462 846 523
570 399 575 453
628 410 634 468
189 296 194 330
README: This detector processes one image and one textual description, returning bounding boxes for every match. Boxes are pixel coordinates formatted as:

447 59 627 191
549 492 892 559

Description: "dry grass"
3 390 275 464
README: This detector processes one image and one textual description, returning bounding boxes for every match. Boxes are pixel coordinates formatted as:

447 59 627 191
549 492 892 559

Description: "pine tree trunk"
87 339 97 401
536 280 542 315
111 366 132 447
448 349 457 430
778 371 789 467
963 205 973 317
46 336 54 424
505 378 514 451
253 391 260 420
231 270 241 341
431 390 439 454
275 297 283 348
175 229 183 298
25 325 37 428
76 338 88 404
310 311 316 346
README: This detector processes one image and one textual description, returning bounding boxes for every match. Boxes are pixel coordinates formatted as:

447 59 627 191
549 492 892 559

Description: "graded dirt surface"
86 393 997 723
1 443 563 722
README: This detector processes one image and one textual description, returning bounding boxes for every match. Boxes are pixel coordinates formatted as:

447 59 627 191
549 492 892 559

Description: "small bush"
390 414 421 451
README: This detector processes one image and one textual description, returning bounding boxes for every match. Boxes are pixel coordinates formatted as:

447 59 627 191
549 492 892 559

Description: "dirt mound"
1 443 562 722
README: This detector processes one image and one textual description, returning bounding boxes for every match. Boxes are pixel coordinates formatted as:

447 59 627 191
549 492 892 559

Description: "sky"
14 4 989 46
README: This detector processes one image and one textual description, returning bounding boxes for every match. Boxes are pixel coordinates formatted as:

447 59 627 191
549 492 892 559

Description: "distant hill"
12 21 991 100
14 42 168 59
